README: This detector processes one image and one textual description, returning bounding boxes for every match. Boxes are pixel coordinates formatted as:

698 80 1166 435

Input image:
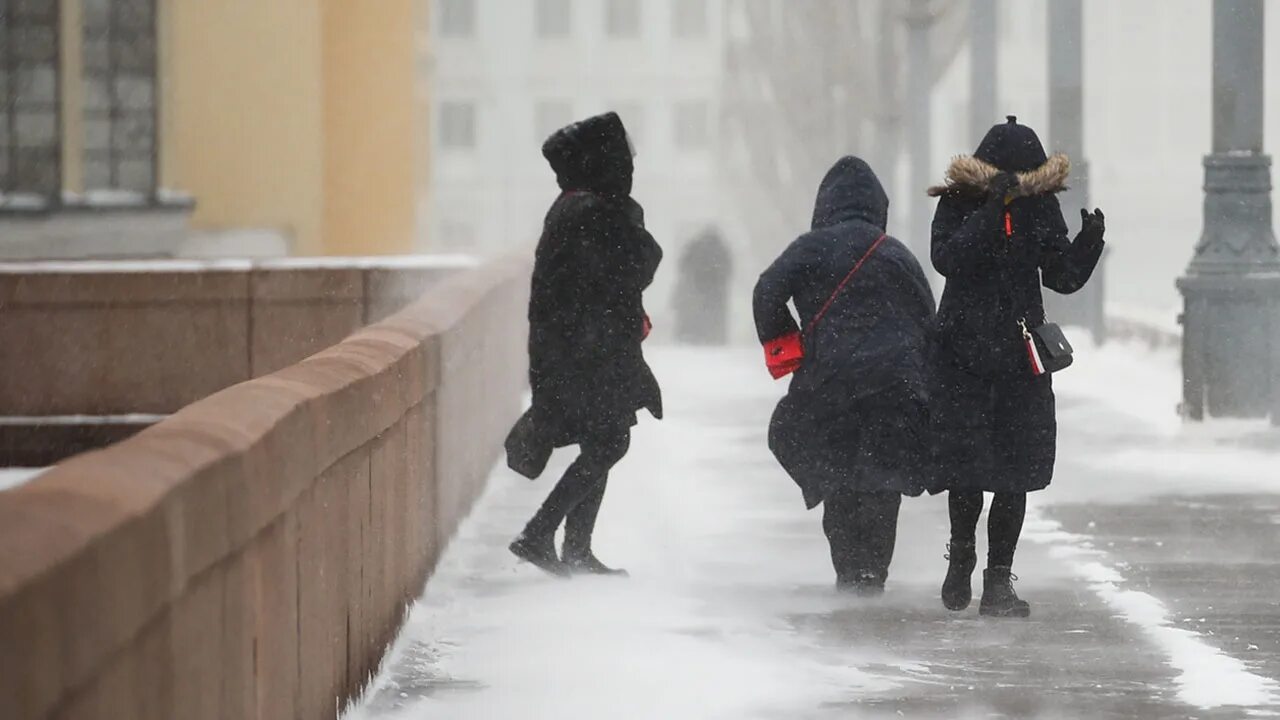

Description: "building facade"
429 0 727 329
0 0 428 259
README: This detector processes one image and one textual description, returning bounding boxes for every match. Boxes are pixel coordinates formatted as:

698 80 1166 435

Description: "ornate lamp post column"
1178 0 1280 422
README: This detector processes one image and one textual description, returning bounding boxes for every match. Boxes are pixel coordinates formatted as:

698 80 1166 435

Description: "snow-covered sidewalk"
346 343 1280 719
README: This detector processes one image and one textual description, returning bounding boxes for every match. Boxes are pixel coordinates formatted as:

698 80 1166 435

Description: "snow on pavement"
346 342 1280 719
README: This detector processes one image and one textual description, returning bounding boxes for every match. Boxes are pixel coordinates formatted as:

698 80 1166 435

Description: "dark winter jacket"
506 113 662 476
754 157 936 508
927 117 1105 493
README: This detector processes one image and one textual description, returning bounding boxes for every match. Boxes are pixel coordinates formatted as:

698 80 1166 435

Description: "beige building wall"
320 0 419 256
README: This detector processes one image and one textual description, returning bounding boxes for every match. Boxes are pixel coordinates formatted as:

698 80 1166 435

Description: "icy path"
346 345 1280 720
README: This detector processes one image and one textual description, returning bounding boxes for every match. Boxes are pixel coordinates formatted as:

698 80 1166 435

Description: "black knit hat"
974 115 1049 173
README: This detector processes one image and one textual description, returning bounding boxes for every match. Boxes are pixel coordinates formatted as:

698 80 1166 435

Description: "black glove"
1078 208 1106 245
987 172 1020 204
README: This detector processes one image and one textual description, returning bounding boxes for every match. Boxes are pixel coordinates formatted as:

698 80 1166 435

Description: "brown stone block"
0 574 64 718
363 266 455 324
52 605 172 720
0 301 251 416
250 265 363 303
250 300 364 378
248 516 299 720
167 567 226 720
0 267 250 306
373 421 409 614
345 443 374 690
297 451 358 720
220 551 257 719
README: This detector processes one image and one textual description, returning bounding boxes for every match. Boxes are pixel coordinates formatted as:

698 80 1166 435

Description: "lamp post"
1177 0 1280 422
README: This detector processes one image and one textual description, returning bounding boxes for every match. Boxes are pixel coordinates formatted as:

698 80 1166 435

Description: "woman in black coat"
928 116 1105 617
754 156 936 596
505 112 662 577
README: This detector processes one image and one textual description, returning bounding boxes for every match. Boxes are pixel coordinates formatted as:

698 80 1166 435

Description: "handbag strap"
805 233 887 337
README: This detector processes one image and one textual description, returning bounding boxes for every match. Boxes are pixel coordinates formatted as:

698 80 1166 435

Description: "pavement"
345 342 1280 720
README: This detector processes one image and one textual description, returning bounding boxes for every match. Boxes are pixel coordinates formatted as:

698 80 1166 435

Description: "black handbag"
1021 319 1074 375
504 409 553 479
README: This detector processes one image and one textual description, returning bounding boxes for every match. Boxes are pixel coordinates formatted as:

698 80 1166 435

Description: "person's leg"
823 487 860 587
980 492 1031 618
987 492 1027 569
865 491 903 586
560 428 632 575
942 490 983 610
512 429 630 576
562 478 606 558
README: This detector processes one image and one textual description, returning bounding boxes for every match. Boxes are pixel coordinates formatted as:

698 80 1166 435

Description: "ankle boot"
837 570 885 598
941 542 977 611
979 567 1031 618
562 549 629 577
510 533 570 578
563 548 627 576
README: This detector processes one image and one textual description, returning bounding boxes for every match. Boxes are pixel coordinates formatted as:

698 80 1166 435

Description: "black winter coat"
754 157 936 508
927 118 1105 493
506 113 662 477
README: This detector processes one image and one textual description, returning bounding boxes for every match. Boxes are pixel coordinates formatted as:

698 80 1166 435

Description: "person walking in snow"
754 156 936 596
928 116 1106 617
504 112 662 578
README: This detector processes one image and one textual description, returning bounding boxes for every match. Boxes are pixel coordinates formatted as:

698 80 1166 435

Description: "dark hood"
811 156 889 231
542 112 634 196
974 115 1049 173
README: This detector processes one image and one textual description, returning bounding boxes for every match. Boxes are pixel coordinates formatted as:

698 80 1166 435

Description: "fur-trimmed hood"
927 153 1071 198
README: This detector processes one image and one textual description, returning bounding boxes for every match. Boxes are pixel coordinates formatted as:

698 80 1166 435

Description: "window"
606 0 640 37
0 0 63 196
537 0 571 38
439 102 477 149
439 0 476 38
534 100 573 141
674 101 710 150
82 0 159 193
673 0 709 38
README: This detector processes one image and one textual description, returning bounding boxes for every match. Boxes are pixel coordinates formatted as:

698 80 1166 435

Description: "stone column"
1177 0 1280 422
1045 0 1106 342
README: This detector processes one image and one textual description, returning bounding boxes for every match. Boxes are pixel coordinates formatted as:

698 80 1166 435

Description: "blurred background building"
0 0 430 260
7 0 1280 340
429 0 726 332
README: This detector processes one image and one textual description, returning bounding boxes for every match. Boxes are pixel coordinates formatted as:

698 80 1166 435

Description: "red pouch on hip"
763 331 803 379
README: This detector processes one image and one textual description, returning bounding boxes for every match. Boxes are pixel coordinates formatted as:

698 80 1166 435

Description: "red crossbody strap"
805 234 887 337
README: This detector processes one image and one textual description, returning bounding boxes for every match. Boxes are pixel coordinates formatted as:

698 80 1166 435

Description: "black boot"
562 547 629 577
837 570 885 598
979 567 1031 618
941 542 977 611
509 534 570 578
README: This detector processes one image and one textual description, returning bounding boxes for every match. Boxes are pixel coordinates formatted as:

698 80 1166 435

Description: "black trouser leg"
522 430 629 543
862 492 902 584
987 492 1026 569
948 490 984 546
824 489 901 584
823 488 860 583
563 477 607 558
